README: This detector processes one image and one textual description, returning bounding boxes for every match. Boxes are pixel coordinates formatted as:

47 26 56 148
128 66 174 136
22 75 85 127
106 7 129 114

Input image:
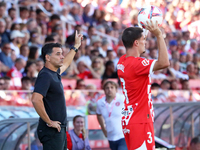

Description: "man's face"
48 47 64 68
2 44 11 55
104 83 117 98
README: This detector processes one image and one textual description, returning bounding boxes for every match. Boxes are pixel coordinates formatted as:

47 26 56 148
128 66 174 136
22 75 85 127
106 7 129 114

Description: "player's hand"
74 30 83 50
145 20 162 37
50 121 61 132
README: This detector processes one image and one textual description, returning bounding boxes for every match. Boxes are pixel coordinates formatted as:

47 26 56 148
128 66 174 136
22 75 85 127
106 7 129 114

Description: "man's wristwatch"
70 46 78 53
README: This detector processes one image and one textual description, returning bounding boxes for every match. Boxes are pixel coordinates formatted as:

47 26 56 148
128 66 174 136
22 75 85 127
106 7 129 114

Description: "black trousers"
37 124 67 150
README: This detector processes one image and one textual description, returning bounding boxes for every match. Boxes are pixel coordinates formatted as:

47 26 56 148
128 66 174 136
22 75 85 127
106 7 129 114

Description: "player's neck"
126 48 140 57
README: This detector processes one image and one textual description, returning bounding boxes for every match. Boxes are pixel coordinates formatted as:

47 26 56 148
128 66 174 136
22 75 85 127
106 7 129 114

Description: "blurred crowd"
0 0 200 91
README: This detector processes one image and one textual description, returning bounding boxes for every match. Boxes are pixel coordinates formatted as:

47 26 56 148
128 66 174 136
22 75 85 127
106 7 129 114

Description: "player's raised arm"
145 20 170 71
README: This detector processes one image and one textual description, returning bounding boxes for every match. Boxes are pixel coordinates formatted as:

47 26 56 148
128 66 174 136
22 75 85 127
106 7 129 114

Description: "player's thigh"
122 123 155 150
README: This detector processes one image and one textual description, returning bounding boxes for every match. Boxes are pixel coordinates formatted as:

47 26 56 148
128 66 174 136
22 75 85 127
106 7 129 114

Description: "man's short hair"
122 27 143 49
103 80 118 90
41 43 62 62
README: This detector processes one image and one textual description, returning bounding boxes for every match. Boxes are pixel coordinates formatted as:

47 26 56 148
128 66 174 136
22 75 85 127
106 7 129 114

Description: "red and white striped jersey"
117 55 157 125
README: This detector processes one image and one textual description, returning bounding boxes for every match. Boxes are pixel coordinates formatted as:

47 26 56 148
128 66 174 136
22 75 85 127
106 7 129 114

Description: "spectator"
16 7 29 24
0 19 10 47
113 46 126 70
0 43 13 69
0 2 6 19
179 52 187 72
77 59 100 79
23 61 38 78
47 14 61 35
6 58 26 88
44 35 56 44
170 80 179 90
66 115 91 150
189 136 200 150
151 83 160 90
19 44 30 61
28 46 39 61
75 79 86 90
160 79 171 90
36 59 44 73
181 79 190 90
91 56 105 77
96 80 127 150
10 30 25 57
0 60 10 73
21 76 32 90
102 60 118 79
82 4 93 26
2 76 11 90
0 77 4 90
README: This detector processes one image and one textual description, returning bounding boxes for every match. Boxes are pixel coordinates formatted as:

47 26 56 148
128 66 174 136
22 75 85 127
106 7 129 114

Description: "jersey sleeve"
134 58 157 76
33 72 51 97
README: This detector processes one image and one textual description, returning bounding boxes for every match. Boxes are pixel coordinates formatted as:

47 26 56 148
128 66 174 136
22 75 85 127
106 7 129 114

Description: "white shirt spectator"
169 67 189 80
96 93 125 141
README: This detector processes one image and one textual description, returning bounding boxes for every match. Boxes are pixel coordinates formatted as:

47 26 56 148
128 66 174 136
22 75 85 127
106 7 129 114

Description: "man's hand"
74 30 83 49
102 129 107 137
145 20 162 37
47 120 61 132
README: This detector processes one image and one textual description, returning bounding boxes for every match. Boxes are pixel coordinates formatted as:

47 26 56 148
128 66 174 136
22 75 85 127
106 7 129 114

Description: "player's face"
73 117 84 132
104 83 117 98
49 47 64 68
138 34 146 54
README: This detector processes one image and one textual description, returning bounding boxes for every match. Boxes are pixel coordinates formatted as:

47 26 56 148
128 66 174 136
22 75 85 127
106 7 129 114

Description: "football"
138 5 163 29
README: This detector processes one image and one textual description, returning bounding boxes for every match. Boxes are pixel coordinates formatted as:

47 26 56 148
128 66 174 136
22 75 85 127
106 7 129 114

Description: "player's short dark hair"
103 80 118 90
190 136 200 145
122 27 143 49
41 43 62 63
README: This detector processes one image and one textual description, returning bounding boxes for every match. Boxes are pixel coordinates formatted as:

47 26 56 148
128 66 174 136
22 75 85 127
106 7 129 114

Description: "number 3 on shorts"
147 132 152 143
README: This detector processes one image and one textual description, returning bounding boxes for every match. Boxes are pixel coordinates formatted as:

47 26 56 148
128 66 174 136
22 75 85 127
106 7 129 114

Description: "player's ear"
134 40 139 47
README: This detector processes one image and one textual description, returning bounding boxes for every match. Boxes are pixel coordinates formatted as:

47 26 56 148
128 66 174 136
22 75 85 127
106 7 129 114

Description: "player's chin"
142 50 146 54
